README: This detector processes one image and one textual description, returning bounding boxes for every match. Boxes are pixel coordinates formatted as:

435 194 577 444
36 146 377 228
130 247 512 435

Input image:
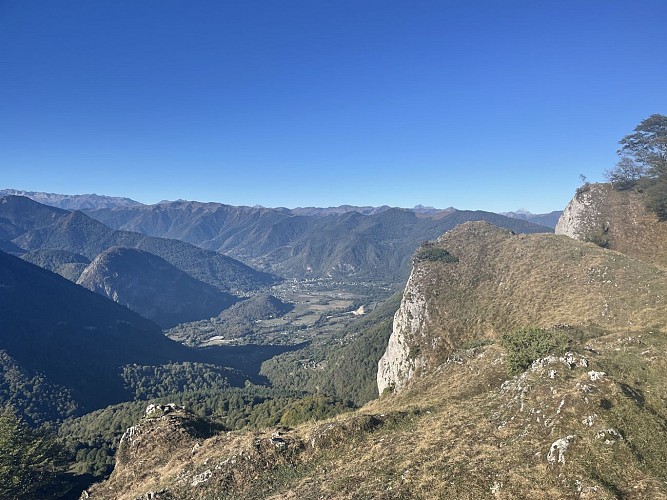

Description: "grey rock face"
377 267 429 394
555 184 608 240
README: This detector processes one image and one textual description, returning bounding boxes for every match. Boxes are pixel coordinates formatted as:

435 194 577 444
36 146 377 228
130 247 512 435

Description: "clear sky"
1 1 666 212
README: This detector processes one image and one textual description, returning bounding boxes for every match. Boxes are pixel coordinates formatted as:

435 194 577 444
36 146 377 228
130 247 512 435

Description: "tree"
644 176 667 221
605 114 667 219
606 114 667 187
0 405 68 499
618 114 667 178
605 156 645 189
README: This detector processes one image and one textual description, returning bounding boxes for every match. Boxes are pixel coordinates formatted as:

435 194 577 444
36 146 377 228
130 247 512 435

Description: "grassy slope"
84 221 667 499
85 330 667 499
401 222 666 377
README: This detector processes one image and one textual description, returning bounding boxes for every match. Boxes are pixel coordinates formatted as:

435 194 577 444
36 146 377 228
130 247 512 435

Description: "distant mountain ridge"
3 187 559 220
0 189 143 210
501 209 563 228
2 190 556 282
84 200 554 281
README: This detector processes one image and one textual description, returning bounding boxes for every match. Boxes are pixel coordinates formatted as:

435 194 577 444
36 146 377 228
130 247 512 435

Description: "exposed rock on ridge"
555 183 607 240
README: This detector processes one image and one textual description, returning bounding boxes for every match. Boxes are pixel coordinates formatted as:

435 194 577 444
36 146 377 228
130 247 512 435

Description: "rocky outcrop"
115 404 217 468
546 435 577 465
84 405 417 500
555 183 609 241
556 182 667 269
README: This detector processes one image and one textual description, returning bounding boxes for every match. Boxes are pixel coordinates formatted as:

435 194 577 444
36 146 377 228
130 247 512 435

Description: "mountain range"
83 199 553 281
1 188 560 225
0 189 143 210
0 195 277 293
2 189 558 282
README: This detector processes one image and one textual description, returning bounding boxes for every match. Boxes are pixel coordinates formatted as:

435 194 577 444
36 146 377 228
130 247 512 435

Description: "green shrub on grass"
413 246 458 264
501 327 572 375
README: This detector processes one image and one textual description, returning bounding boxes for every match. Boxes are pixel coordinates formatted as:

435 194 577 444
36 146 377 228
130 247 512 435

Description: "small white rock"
588 371 606 381
547 435 577 465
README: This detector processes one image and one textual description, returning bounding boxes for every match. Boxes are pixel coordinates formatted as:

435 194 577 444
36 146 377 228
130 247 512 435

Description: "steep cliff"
376 266 429 394
378 221 667 393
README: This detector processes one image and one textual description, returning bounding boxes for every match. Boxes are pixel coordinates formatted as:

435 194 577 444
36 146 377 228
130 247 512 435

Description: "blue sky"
1 1 665 212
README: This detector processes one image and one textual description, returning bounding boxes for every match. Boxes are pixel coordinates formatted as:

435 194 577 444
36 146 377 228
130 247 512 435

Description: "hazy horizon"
1 186 567 214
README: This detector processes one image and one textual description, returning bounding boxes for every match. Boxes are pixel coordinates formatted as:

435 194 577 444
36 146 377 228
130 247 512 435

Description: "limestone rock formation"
377 266 428 394
555 183 608 241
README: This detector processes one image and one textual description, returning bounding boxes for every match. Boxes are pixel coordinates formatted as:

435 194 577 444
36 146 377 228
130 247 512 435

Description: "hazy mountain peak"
0 189 143 210
501 208 563 229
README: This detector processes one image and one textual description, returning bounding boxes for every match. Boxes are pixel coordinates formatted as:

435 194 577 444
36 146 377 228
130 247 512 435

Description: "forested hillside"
76 247 238 328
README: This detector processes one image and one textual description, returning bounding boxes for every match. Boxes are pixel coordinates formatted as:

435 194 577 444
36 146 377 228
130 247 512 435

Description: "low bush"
413 246 458 263
501 327 572 375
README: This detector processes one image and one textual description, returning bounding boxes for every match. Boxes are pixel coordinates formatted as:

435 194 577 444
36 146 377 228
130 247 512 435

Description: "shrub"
501 327 572 375
575 182 591 198
413 245 458 264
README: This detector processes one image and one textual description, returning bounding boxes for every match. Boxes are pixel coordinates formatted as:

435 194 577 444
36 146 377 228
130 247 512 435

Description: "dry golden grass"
84 221 667 500
400 222 667 382
86 331 667 499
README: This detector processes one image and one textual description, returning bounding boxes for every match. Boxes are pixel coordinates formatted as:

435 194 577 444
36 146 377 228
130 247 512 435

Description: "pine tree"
0 405 68 499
